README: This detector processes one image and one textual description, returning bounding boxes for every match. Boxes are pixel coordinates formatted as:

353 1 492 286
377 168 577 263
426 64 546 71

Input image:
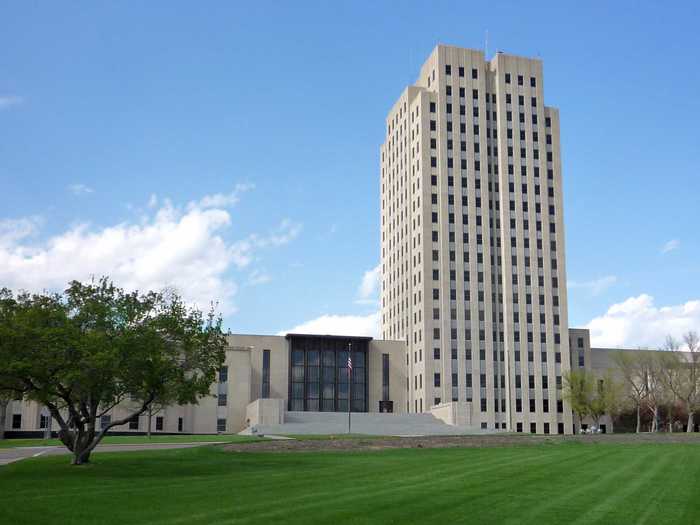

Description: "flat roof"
284 333 373 342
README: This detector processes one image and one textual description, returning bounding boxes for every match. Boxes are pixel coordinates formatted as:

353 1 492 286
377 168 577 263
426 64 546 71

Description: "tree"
588 371 623 429
611 351 649 433
0 279 227 465
659 333 700 433
563 370 593 431
646 354 671 432
0 395 8 440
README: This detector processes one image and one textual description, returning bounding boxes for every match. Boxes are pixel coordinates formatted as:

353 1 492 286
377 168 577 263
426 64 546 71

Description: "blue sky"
1 2 699 347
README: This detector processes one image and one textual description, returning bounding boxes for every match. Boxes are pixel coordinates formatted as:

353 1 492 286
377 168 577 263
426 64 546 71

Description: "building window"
100 415 111 429
289 336 368 413
219 366 228 383
558 423 565 434
39 414 49 429
156 417 164 431
434 373 441 387
505 73 511 84
218 393 228 406
544 423 550 434
516 422 522 432
530 422 536 433
129 417 139 430
472 68 478 79
217 418 227 433
12 414 21 429
178 417 184 432
262 349 271 399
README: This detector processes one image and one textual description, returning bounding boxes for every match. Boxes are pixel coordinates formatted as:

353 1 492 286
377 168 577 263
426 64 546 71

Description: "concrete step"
239 411 493 437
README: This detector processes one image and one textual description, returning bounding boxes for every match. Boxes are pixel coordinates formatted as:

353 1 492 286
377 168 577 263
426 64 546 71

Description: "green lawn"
1 441 699 524
0 434 261 448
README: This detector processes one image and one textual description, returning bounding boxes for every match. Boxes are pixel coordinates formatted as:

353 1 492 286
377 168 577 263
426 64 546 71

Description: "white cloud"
68 183 94 196
230 219 302 268
357 264 380 303
187 183 254 210
0 217 42 246
661 239 680 254
247 269 271 286
278 311 380 338
568 275 617 296
0 95 23 110
0 190 299 316
585 294 700 349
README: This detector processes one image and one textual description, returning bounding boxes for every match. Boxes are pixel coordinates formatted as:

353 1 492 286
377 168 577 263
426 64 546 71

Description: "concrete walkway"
0 442 221 466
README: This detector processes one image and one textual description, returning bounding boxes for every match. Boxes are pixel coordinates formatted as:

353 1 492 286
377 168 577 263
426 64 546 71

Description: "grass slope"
1 441 699 524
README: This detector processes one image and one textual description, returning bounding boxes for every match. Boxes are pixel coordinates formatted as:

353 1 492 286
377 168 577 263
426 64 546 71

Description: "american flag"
347 353 352 370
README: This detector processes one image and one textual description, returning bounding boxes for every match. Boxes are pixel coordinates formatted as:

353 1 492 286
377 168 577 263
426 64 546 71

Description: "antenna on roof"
485 30 489 59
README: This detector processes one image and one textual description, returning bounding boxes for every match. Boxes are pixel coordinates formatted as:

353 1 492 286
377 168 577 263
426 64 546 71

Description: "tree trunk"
0 399 7 440
650 407 658 433
687 412 695 433
635 403 641 433
71 446 92 465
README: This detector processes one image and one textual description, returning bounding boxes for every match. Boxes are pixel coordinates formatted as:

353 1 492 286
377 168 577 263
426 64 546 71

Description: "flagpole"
348 342 352 434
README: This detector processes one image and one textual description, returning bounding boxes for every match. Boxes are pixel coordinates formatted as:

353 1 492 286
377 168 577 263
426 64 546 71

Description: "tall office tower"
380 45 573 434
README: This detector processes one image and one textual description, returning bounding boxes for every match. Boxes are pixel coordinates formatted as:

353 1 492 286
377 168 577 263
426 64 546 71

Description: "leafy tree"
0 279 226 465
588 371 623 429
562 370 593 431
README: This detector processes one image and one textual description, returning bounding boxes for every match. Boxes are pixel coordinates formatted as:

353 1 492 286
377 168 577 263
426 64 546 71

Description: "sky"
1 1 699 349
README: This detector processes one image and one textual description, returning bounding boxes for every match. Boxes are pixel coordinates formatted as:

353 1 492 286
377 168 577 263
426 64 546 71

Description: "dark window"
530 422 536 433
218 393 227 406
434 373 441 387
382 353 390 401
445 64 451 75
458 66 464 77
129 417 139 430
219 366 228 383
289 336 368 413
262 349 271 398
155 416 163 431
505 73 511 84
12 414 21 429
472 68 478 79
100 415 111 429
217 418 226 432
178 417 184 432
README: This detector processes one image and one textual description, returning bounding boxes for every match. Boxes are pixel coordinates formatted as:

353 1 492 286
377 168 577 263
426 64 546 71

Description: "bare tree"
612 351 648 432
659 333 700 433
646 354 671 432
